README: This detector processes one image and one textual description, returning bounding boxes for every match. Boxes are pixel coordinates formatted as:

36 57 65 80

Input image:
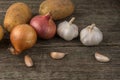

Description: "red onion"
30 13 56 39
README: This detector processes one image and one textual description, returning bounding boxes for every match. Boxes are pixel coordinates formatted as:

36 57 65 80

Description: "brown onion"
10 24 37 55
0 25 4 40
30 13 56 39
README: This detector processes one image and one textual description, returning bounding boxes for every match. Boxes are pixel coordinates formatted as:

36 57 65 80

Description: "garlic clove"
50 52 68 60
24 55 33 67
95 52 110 62
57 17 78 41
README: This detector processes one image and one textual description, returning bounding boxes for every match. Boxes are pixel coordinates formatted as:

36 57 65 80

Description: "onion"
10 24 37 55
30 13 56 39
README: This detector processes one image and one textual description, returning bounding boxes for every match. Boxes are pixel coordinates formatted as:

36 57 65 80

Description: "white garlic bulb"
57 17 78 41
80 24 103 46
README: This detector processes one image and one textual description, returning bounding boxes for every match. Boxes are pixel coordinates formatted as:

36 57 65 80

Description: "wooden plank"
0 46 119 80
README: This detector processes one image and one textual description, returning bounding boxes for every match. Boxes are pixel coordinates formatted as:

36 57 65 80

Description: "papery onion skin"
10 24 37 55
0 25 4 41
30 14 56 39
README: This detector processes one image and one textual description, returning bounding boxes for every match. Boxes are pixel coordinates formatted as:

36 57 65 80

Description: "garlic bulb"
50 52 68 59
80 24 103 46
57 17 78 41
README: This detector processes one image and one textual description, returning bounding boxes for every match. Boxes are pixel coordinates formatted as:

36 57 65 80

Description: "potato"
39 0 74 20
0 25 4 40
4 2 32 32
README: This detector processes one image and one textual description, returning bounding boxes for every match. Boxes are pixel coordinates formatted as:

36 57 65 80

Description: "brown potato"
39 0 74 20
4 2 32 32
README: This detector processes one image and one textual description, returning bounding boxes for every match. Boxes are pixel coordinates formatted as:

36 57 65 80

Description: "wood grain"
0 0 120 80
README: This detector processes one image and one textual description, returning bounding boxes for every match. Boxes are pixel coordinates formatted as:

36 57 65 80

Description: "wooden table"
0 0 120 80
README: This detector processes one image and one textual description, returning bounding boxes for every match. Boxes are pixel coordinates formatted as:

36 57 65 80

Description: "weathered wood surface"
0 0 120 80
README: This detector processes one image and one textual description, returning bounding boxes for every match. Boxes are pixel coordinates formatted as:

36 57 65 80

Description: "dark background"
0 0 120 80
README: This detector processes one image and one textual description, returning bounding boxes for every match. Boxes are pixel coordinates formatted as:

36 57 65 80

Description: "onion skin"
30 14 56 39
0 25 4 41
10 24 37 55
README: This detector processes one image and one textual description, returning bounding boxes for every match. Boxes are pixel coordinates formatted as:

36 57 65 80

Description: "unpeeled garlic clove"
50 52 68 59
24 55 33 67
95 52 110 62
